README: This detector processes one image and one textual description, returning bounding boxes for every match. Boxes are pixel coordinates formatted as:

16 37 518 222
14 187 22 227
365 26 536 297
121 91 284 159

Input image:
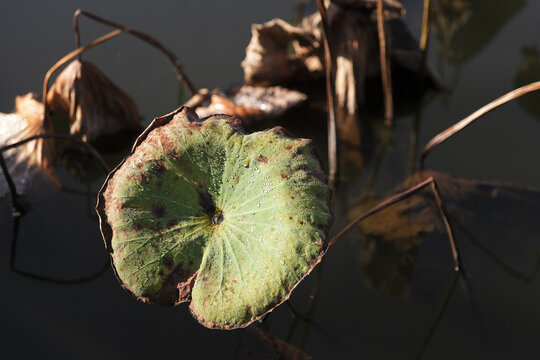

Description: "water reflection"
352 170 540 297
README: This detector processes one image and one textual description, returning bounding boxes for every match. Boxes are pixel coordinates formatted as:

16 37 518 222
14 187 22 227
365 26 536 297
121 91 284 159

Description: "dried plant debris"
47 59 141 144
514 46 540 121
242 2 439 115
352 170 540 297
432 0 525 64
97 107 333 329
184 85 307 126
0 93 54 196
242 18 322 86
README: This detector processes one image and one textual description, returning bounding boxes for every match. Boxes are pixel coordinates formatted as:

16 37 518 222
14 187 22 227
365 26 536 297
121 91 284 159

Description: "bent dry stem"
73 9 196 96
0 133 110 216
421 81 540 166
329 176 463 272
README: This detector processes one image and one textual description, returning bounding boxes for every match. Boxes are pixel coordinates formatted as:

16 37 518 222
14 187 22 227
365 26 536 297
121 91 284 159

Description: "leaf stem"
420 81 540 167
73 9 196 96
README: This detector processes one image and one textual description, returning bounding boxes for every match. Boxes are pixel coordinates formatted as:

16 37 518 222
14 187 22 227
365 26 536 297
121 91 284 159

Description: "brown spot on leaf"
151 204 167 218
163 257 175 268
150 161 166 176
166 218 178 229
245 305 252 315
257 155 268 163
197 187 216 216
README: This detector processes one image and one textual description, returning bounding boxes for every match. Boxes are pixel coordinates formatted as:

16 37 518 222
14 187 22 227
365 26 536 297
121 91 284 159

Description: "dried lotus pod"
47 59 141 143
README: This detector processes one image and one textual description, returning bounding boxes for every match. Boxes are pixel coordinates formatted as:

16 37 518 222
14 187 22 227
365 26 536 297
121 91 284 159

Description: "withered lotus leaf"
186 85 307 126
96 107 332 329
0 93 54 174
47 59 140 143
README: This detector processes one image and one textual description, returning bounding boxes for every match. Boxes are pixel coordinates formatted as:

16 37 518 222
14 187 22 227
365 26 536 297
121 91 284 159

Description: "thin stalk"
454 219 540 283
73 9 196 96
316 0 338 186
43 28 125 130
329 177 463 272
420 81 540 167
376 0 394 126
0 151 21 214
419 0 431 53
10 215 110 284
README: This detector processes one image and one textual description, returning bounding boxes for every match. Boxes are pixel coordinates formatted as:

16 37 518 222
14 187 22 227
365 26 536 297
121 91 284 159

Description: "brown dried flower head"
47 59 141 143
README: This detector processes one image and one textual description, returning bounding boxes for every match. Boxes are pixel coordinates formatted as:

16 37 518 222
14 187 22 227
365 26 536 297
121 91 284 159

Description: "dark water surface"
1 0 540 359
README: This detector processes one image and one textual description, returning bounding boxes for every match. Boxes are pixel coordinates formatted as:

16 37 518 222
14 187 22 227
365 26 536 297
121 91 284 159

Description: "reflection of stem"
414 272 459 360
330 177 464 272
10 215 110 284
299 263 324 349
454 219 540 283
407 108 422 177
360 141 389 201
73 10 196 96
316 0 338 186
0 133 110 173
419 0 432 53
0 151 21 214
376 0 394 126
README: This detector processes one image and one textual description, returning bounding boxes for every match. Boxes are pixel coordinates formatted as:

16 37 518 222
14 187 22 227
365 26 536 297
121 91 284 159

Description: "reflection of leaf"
352 170 540 296
514 46 540 121
185 85 307 127
97 107 333 329
432 0 525 64
236 327 312 360
47 59 141 144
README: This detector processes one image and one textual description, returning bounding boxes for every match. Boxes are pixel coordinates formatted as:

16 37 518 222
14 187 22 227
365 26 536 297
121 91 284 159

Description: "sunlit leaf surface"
97 107 332 329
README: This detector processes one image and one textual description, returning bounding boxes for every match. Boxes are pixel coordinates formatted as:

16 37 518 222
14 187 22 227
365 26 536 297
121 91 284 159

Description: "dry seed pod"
47 59 141 143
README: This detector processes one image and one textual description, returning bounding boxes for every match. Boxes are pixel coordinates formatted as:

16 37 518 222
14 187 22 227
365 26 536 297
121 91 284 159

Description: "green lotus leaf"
97 107 332 329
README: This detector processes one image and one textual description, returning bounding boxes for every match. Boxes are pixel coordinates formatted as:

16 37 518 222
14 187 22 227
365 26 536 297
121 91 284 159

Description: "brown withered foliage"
0 93 54 172
242 18 323 86
242 2 440 115
185 85 307 127
47 59 141 143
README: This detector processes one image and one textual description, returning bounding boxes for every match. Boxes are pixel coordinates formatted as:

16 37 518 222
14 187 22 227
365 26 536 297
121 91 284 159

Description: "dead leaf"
46 59 141 143
242 3 439 115
0 93 55 194
185 85 307 126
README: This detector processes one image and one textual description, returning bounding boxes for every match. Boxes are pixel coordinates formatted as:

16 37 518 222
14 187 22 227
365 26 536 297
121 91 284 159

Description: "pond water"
1 0 540 359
